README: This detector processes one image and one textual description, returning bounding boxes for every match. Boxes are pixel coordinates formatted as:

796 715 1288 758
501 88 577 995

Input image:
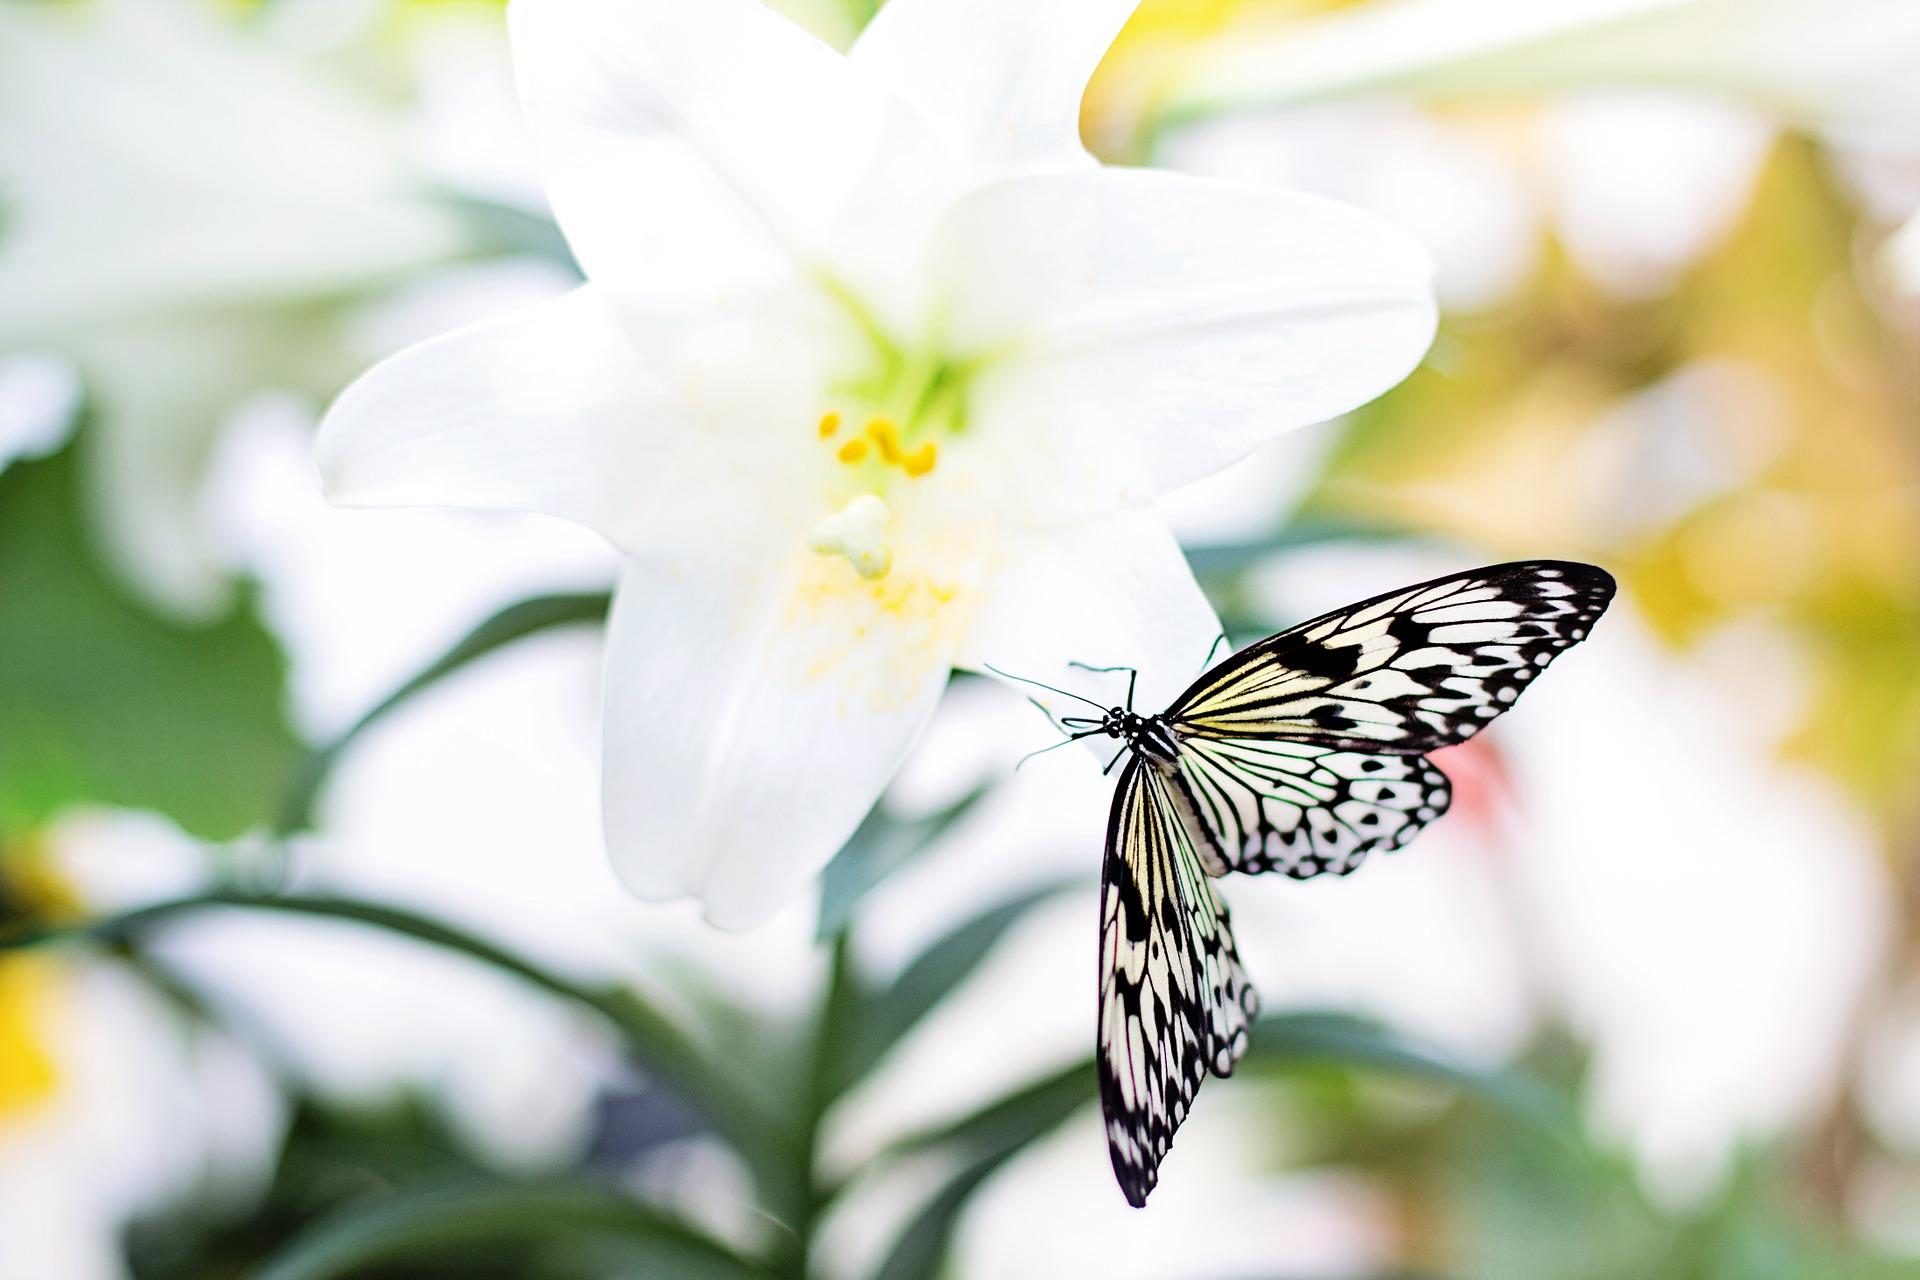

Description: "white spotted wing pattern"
1095 561 1613 1206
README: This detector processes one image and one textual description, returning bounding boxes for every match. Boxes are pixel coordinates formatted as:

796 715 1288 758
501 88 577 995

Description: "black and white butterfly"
1004 560 1615 1207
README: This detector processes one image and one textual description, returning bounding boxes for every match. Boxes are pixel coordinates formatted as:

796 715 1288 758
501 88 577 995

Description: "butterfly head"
1112 709 1161 744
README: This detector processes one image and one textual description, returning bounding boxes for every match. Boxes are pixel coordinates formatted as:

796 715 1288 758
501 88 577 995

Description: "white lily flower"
316 0 1436 928
1168 0 1920 137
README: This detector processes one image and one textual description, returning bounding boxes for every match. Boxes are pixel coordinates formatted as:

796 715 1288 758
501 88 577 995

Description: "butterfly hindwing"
1167 561 1615 753
1098 758 1257 1208
1172 739 1452 879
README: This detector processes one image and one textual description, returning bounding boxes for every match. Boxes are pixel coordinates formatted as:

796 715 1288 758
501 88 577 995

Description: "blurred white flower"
1162 0 1920 300
1170 0 1920 138
1541 91 1776 296
1 832 282 1280
1161 101 1540 312
0 0 467 616
317 0 1437 928
1502 609 1895 1204
0 355 80 475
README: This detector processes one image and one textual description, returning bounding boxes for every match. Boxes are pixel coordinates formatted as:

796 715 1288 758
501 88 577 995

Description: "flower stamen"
866 417 905 465
817 411 841 439
902 441 937 477
836 437 870 464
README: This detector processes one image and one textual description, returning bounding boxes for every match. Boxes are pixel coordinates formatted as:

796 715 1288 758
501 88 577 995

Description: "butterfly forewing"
1098 759 1256 1208
1167 561 1615 753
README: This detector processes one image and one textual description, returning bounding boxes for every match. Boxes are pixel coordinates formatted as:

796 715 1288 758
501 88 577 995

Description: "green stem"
253 1180 772 1280
773 929 858 1279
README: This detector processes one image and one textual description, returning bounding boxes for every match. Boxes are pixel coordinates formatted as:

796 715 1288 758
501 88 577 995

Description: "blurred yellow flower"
0 958 61 1121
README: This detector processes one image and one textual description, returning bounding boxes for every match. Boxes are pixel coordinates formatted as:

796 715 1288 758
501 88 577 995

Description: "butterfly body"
1097 708 1182 767
1048 560 1618 1208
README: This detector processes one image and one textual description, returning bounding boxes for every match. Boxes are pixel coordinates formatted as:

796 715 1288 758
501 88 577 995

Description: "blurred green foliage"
0 437 298 841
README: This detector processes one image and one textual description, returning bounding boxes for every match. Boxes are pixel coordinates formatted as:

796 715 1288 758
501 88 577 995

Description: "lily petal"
959 505 1222 717
317 286 802 558
509 0 951 326
601 553 961 930
851 0 1139 180
941 168 1436 517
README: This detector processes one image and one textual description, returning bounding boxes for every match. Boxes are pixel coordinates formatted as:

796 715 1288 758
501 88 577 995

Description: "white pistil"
809 493 893 580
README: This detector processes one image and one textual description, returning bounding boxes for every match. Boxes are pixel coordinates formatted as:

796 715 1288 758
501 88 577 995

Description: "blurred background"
1 1 1916 1277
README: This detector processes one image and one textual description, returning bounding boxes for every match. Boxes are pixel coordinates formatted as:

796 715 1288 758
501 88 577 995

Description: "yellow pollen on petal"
809 494 893 580
836 437 870 464
817 411 841 439
902 441 938 477
866 417 904 465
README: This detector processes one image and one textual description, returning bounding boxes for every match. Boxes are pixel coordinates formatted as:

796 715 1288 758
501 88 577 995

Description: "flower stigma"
809 493 894 580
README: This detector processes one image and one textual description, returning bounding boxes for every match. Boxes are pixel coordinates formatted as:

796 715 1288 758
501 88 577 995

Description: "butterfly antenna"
983 664 1108 712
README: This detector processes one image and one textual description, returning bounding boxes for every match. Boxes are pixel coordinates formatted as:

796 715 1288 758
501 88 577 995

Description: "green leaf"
814 780 994 940
825 876 1083 1097
0 442 299 840
277 591 610 832
0 891 801 1193
871 1147 1008 1280
870 1061 1092 1280
251 1180 772 1280
1243 1011 1575 1136
863 1012 1577 1280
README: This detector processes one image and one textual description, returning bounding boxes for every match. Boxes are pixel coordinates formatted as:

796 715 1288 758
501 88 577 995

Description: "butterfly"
999 560 1615 1207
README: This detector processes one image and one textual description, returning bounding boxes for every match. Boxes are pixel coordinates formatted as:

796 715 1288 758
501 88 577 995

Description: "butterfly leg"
1069 661 1139 712
1102 743 1130 775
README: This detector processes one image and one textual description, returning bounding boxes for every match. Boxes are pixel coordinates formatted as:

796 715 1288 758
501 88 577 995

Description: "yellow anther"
817 411 841 439
809 494 892 581
902 441 938 477
836 437 870 464
866 417 904 465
